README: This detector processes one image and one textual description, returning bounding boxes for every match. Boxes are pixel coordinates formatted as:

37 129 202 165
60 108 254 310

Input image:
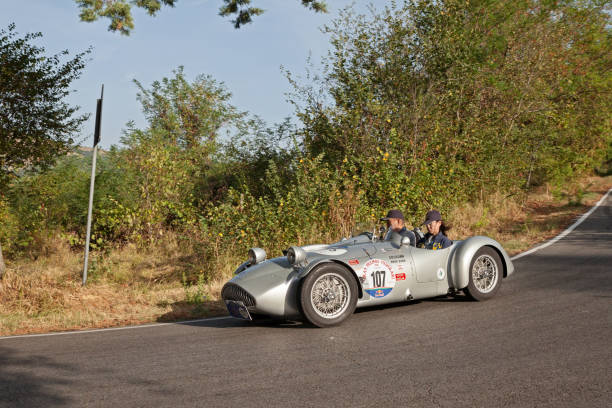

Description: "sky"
1 0 376 149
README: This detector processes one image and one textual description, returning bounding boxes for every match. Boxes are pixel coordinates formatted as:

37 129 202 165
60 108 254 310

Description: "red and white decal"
348 259 359 266
361 259 396 298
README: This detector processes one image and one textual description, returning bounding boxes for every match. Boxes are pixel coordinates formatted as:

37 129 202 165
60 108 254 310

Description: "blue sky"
1 0 376 148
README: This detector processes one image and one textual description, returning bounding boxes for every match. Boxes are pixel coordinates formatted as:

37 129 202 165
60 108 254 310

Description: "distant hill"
70 146 108 158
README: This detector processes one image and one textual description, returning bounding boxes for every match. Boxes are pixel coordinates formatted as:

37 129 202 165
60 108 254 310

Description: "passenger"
381 209 415 246
419 209 452 250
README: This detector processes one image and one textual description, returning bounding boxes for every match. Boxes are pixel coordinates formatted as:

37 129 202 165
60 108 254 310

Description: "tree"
0 24 90 183
76 0 327 34
131 66 242 151
117 67 244 238
0 23 89 277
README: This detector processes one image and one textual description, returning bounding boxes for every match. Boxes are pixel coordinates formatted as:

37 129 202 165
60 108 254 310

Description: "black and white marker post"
82 85 103 286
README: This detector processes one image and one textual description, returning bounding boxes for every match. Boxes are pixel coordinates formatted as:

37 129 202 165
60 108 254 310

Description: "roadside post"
82 85 103 286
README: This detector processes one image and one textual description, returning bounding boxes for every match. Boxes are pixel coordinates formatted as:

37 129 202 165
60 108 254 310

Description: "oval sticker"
361 259 396 298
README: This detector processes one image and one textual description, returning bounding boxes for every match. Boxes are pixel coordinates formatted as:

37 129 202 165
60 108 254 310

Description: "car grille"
221 283 256 307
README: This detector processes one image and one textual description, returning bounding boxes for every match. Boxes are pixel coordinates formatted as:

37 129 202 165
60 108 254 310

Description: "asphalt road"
1 194 610 408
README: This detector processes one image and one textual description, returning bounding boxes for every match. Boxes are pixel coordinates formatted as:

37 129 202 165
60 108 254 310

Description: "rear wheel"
300 263 358 327
464 247 502 301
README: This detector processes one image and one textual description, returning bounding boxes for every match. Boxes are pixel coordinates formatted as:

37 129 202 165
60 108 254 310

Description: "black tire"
299 263 358 328
464 246 503 301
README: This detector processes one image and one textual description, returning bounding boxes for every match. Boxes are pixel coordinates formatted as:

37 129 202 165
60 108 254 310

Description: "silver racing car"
222 229 514 327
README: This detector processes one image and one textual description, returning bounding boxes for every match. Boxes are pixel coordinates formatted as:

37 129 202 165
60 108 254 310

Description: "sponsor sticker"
396 272 406 281
361 259 396 298
389 254 406 264
348 259 359 266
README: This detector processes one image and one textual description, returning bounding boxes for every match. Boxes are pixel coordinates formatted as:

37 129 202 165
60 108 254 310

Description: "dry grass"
0 237 231 335
448 176 612 254
1 175 610 336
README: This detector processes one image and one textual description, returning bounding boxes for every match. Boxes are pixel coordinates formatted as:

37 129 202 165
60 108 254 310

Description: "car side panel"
411 246 452 283
353 242 415 307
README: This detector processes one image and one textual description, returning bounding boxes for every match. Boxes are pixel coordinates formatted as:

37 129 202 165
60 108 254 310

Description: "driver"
381 209 415 246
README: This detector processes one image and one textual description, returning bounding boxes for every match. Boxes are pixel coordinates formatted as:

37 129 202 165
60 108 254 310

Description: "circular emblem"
437 268 446 280
361 259 396 298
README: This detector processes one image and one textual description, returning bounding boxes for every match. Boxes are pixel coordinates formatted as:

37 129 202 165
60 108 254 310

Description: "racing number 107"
371 270 386 288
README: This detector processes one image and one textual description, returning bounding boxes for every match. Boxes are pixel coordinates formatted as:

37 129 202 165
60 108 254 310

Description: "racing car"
222 228 514 327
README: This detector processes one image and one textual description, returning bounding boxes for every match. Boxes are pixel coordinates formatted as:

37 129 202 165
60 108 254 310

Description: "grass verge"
1 175 610 336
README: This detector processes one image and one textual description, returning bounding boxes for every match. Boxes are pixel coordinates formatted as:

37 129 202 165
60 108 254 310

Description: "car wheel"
464 246 502 301
300 263 358 327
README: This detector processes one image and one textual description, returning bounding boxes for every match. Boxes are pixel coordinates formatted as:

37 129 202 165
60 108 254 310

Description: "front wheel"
464 247 503 301
300 263 358 327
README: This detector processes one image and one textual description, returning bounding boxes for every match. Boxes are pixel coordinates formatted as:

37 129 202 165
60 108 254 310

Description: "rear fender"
450 236 514 289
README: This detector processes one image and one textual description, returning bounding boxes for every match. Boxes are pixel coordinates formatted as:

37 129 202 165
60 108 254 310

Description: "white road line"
510 186 612 261
0 316 232 340
3 186 610 340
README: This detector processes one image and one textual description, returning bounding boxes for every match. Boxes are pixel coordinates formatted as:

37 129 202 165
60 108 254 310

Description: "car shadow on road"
351 295 471 316
173 295 476 329
155 299 320 329
156 299 228 323
178 316 315 329
424 293 474 302
352 299 422 315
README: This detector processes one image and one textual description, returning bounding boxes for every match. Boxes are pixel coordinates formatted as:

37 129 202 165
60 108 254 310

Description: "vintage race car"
221 229 514 327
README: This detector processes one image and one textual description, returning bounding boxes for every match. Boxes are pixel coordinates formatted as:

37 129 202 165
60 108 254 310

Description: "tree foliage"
219 0 327 28
114 67 245 240
0 23 91 278
0 23 90 186
131 66 241 151
76 0 327 34
290 0 611 221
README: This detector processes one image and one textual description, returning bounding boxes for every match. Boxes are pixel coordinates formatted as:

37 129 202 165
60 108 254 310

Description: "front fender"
449 236 514 289
298 258 364 298
228 257 298 317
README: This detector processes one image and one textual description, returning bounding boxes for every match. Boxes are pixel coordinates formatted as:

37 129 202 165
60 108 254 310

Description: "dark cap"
422 209 442 225
380 209 404 221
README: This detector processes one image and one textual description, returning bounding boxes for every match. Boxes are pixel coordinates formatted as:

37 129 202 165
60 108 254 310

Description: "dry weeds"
448 176 611 254
1 175 610 336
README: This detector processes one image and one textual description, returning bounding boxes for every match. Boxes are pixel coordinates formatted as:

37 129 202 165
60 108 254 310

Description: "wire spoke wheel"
472 254 499 293
465 247 503 301
310 273 351 319
300 263 358 327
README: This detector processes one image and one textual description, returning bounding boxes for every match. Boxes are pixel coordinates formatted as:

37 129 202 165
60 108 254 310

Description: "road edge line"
0 315 232 340
510 186 612 261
